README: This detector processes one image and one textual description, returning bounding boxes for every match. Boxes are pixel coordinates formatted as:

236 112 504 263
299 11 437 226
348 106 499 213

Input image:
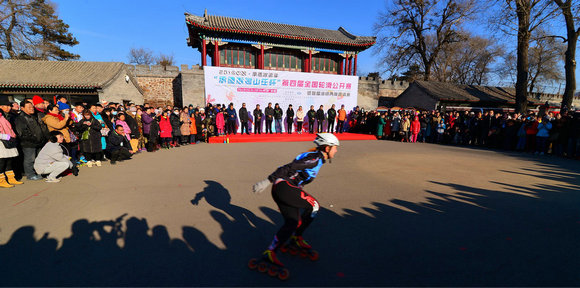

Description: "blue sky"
55 0 385 75
53 0 575 92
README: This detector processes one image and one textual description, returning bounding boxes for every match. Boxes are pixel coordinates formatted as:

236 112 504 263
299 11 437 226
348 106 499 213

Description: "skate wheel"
257 261 268 273
309 250 319 261
279 244 288 253
288 246 299 255
248 258 258 270
267 265 278 277
278 268 290 280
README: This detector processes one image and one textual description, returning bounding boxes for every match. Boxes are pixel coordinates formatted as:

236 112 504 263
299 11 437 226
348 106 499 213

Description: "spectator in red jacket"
524 116 539 153
410 116 421 143
159 110 173 149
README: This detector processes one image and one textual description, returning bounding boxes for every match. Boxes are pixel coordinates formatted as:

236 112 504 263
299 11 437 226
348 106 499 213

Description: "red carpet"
208 132 377 143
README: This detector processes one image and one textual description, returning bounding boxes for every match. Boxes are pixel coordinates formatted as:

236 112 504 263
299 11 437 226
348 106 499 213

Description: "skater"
252 133 340 267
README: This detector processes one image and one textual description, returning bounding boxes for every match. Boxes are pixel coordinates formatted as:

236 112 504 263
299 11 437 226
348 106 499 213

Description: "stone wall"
130 64 408 109
358 77 409 109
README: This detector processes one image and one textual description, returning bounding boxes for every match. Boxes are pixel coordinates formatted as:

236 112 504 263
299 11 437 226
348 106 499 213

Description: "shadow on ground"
1 158 579 286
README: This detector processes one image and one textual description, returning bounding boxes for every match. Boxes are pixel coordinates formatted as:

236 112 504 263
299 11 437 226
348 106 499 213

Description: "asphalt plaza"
0 140 579 286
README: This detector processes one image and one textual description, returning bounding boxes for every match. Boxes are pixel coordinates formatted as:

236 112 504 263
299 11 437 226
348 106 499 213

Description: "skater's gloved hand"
252 179 271 194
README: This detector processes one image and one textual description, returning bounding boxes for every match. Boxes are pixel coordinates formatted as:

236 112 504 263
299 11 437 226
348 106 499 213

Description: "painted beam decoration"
204 66 358 131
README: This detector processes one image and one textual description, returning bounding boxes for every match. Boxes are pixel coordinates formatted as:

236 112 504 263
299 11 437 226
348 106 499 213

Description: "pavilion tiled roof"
185 12 376 48
0 60 127 89
412 81 542 105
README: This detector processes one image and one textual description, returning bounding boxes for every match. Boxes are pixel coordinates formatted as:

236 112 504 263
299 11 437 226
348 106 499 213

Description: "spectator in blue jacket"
536 115 552 155
226 103 237 135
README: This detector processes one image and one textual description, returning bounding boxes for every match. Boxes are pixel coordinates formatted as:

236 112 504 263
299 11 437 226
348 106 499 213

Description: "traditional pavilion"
185 11 375 75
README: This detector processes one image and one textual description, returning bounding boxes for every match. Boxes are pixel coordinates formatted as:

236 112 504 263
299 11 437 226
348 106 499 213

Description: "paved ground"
0 140 579 286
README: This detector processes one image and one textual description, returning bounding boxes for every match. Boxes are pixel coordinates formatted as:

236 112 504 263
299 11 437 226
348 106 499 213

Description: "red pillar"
347 56 352 75
338 58 344 75
214 41 220 67
308 50 312 72
353 54 358 76
201 39 207 67
260 45 264 69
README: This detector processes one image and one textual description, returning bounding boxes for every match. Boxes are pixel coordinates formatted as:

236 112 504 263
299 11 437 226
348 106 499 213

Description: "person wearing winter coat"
42 104 72 143
141 107 154 137
253 104 263 134
436 119 446 144
265 103 274 134
76 110 104 167
202 114 213 141
401 115 411 142
296 106 305 134
274 103 283 134
226 103 237 135
115 113 131 141
106 125 133 164
286 105 295 134
159 111 173 149
377 114 386 140
316 105 325 133
143 108 158 152
124 108 141 152
535 116 552 155
0 101 23 188
239 103 250 135
34 131 73 183
327 104 337 133
170 108 182 147
336 105 347 133
216 108 225 135
195 109 204 141
189 113 197 144
410 116 421 143
15 101 49 180
384 116 392 139
307 105 316 134
180 108 191 144
525 116 539 153
134 108 146 151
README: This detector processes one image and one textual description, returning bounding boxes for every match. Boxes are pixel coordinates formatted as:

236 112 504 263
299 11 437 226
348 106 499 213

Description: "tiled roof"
413 81 542 104
185 12 376 47
0 60 126 89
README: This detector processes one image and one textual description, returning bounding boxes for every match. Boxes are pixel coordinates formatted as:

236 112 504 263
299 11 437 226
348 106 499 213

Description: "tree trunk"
423 61 431 81
558 0 578 110
561 33 577 109
515 0 531 113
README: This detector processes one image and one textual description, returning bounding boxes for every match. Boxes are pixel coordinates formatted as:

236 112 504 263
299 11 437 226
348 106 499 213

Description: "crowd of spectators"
2 95 578 188
357 108 580 159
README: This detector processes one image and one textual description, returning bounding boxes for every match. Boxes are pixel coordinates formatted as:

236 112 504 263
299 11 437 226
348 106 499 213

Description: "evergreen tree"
0 0 79 60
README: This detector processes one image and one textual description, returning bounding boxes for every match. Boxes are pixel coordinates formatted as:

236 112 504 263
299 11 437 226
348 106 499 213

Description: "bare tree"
552 0 580 110
432 35 504 85
497 31 565 95
156 53 174 67
128 47 155 65
374 0 478 81
491 0 559 112
528 30 565 95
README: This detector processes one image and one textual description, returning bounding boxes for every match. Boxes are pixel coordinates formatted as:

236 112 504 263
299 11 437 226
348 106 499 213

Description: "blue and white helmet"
314 133 340 147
